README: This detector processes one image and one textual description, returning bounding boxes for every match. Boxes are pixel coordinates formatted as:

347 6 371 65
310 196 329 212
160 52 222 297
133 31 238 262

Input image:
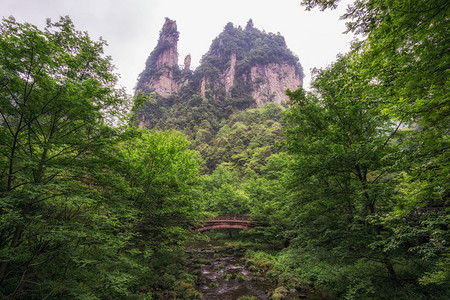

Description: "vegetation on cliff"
193 19 304 91
136 21 301 173
135 19 303 99
1 0 448 298
135 18 181 92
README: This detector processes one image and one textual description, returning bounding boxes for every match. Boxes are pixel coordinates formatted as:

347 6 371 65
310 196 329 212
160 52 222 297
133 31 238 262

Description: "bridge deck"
194 214 254 232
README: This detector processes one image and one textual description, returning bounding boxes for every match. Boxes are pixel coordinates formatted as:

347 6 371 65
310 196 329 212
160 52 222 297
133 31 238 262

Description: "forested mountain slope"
1 0 448 298
135 19 302 173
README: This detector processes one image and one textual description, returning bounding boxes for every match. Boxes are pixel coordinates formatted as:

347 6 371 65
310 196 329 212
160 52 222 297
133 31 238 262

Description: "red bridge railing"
207 214 251 221
194 214 254 232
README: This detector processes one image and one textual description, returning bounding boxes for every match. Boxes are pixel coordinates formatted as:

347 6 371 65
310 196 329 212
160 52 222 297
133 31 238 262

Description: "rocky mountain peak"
161 18 178 43
155 18 179 68
136 19 303 107
196 21 303 106
245 19 254 30
135 18 187 97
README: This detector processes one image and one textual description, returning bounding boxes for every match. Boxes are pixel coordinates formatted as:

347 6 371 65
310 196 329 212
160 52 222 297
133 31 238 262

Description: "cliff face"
134 19 304 174
135 18 190 97
249 63 302 106
155 19 178 68
222 52 236 97
200 57 302 106
136 19 303 107
197 20 303 106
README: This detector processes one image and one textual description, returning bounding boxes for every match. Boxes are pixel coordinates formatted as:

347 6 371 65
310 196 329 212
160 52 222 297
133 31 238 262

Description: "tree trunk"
0 225 23 284
383 253 401 288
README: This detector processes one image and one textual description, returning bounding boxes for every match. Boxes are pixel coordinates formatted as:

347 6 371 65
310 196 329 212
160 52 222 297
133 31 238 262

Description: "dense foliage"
2 0 448 298
193 102 286 174
136 21 303 138
276 0 449 298
283 54 447 299
135 5 448 297
137 86 287 175
0 17 201 299
195 20 304 86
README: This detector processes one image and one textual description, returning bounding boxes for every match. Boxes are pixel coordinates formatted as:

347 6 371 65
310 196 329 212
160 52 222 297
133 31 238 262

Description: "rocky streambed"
187 248 272 299
185 240 318 300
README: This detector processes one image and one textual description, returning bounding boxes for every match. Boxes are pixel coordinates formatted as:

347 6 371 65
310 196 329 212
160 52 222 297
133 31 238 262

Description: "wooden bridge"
194 214 254 232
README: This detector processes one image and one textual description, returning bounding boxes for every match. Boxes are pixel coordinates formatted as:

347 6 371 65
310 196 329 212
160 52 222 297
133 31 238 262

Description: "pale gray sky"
1 0 355 94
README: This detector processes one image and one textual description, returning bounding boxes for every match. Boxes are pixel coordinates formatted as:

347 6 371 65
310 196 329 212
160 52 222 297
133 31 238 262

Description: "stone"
137 19 303 107
223 53 236 97
274 286 289 295
184 54 191 71
136 18 186 97
271 292 284 300
249 63 302 107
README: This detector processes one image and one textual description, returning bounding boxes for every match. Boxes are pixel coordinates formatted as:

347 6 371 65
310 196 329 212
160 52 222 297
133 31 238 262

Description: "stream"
187 248 273 299
186 240 317 300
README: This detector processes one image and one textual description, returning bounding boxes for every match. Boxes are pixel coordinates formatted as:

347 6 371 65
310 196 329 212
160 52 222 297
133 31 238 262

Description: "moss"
248 265 259 272
221 273 232 281
271 292 284 300
174 280 203 300
274 286 289 294
236 273 246 282
209 282 218 288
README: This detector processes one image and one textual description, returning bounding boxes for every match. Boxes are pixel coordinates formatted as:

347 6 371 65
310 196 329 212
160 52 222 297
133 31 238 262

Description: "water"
187 247 275 300
185 239 322 300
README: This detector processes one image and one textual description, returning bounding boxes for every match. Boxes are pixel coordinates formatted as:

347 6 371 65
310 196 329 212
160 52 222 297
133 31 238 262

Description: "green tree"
282 53 446 298
200 165 250 215
244 152 293 248
115 128 201 248
105 128 202 292
0 16 132 298
301 0 449 291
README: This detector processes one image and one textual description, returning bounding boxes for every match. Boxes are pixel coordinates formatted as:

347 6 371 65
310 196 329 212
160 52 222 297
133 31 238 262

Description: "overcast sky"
2 0 355 94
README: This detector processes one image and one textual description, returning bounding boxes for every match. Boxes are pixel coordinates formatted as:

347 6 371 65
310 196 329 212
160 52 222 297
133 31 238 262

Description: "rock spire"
135 18 187 97
136 19 303 107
